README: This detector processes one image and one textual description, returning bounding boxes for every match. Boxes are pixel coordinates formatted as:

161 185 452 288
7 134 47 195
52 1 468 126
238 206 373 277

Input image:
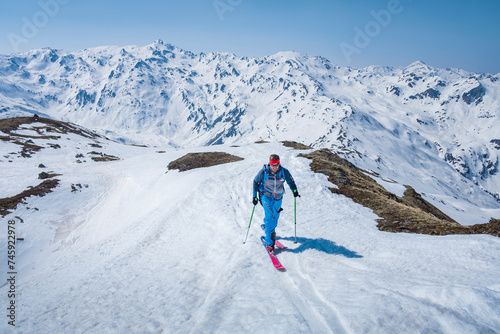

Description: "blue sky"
0 0 499 73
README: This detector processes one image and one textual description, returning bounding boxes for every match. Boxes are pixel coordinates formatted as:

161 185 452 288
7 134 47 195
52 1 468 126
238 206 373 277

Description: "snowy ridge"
0 40 499 222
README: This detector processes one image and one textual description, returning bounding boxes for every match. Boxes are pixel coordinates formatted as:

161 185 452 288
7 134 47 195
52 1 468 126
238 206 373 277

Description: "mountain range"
0 40 499 223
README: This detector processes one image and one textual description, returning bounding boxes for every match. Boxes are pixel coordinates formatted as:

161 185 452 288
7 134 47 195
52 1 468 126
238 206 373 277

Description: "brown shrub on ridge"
299 149 500 238
168 152 244 172
0 179 60 217
281 141 313 150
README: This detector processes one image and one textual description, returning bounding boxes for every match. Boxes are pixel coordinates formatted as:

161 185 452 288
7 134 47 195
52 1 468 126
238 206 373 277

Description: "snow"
364 173 406 198
1 41 499 333
1 41 499 209
1 137 500 333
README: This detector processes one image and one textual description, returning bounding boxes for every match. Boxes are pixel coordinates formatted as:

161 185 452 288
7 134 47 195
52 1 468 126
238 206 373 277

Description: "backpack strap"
260 164 286 199
262 164 269 186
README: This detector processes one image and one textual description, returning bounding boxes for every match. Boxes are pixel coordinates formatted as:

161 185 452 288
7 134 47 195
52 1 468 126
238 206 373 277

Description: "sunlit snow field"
1 136 499 333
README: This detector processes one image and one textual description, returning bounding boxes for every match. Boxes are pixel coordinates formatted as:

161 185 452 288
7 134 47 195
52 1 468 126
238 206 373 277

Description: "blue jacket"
253 164 297 200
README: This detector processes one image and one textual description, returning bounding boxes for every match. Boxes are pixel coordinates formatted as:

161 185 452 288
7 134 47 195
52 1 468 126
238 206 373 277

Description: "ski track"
286 254 349 334
2 142 500 333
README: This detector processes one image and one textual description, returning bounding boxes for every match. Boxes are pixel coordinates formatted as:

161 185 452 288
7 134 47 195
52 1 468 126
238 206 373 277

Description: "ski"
261 236 286 272
260 224 287 249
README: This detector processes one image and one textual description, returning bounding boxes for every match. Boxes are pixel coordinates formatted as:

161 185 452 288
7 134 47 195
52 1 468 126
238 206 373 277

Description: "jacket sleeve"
283 168 298 193
253 168 265 198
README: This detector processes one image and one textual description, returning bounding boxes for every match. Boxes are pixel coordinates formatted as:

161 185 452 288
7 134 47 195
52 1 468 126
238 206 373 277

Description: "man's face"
270 163 280 173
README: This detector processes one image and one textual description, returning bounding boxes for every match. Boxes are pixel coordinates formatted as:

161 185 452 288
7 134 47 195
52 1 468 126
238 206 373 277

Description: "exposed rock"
389 86 401 96
462 84 486 105
490 139 500 150
409 88 440 100
87 151 119 162
38 172 49 179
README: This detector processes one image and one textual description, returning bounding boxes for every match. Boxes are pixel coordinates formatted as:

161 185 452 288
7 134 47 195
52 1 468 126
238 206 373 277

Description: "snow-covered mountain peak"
269 50 304 61
403 60 434 74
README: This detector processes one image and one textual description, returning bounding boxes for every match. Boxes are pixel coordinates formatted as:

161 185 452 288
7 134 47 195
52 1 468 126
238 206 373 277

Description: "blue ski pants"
262 196 282 246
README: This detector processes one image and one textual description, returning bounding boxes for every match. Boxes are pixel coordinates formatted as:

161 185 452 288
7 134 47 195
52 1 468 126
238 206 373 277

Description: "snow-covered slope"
1 129 499 333
0 41 499 205
0 41 499 217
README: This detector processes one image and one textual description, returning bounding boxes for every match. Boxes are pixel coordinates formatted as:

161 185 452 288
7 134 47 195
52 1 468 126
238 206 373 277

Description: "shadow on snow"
279 236 363 258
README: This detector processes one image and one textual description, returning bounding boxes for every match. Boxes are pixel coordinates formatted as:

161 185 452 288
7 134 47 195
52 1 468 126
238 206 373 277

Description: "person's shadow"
278 236 362 258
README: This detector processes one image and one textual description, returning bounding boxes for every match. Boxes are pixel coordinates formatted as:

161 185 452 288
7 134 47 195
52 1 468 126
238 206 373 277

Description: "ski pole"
294 196 297 243
243 204 256 244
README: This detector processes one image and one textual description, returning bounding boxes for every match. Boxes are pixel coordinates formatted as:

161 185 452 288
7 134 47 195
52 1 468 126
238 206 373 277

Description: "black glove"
293 190 300 198
252 197 259 205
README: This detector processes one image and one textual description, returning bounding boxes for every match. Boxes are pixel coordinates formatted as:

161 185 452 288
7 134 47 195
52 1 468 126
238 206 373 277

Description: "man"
253 154 299 254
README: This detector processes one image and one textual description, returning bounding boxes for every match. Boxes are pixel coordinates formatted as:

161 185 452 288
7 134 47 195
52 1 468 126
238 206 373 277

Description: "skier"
253 154 299 254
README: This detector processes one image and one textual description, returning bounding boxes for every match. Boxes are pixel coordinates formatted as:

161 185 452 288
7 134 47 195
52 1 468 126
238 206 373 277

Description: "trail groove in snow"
286 254 349 334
